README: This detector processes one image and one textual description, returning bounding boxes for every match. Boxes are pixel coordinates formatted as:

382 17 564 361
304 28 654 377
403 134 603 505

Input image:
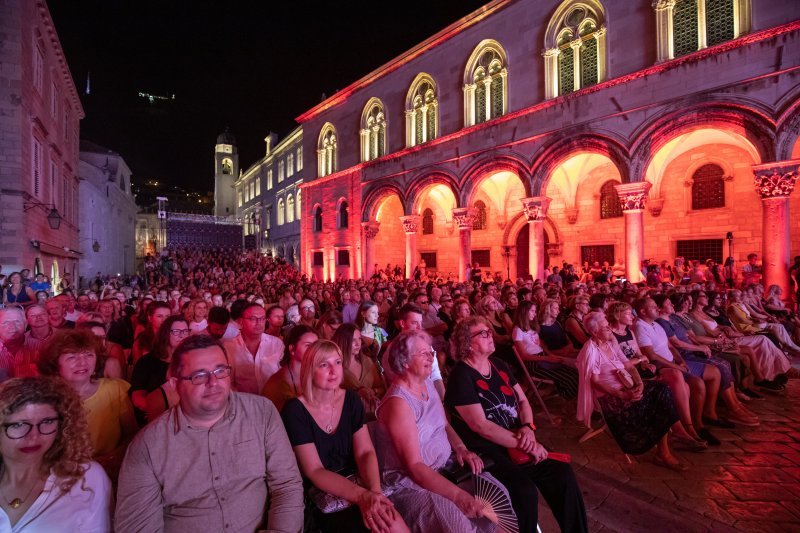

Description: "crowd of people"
0 247 798 532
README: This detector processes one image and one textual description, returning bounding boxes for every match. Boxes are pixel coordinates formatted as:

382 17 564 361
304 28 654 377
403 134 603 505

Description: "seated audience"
223 302 284 394
261 325 319 411
332 324 385 416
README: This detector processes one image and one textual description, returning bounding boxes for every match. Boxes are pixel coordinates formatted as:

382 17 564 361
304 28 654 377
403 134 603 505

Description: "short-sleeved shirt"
633 320 673 362
655 316 692 357
511 326 543 356
282 390 365 476
445 358 520 457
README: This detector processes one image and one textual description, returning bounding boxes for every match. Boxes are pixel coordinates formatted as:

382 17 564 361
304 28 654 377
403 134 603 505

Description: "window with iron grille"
471 249 491 267
705 0 734 47
475 82 487 124
599 181 622 219
420 252 437 269
313 251 324 266
676 239 723 264
473 201 487 230
580 36 598 88
558 45 574 95
581 245 615 266
422 208 434 235
673 0 699 57
337 250 350 266
691 164 725 210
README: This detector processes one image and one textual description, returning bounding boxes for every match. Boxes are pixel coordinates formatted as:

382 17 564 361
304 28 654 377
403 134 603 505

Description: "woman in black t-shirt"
445 316 588 533
282 340 407 533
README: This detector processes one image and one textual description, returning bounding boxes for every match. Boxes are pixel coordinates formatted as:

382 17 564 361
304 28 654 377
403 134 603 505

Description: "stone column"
400 215 419 278
653 0 676 62
615 182 652 284
521 197 551 281
753 160 799 299
452 208 475 282
361 222 380 280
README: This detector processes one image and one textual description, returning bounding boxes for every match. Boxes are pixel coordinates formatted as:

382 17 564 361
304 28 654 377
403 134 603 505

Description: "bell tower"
214 127 238 217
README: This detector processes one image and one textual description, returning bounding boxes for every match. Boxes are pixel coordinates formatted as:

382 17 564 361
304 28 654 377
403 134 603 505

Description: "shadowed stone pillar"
521 197 551 281
400 215 419 279
361 222 380 280
753 160 799 300
453 208 475 282
615 182 651 284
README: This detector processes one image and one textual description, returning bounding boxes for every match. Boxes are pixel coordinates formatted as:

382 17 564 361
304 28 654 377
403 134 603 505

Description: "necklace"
1 475 41 510
465 357 492 379
323 389 338 433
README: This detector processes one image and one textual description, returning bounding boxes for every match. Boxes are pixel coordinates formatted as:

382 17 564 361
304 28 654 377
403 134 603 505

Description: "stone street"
534 371 800 532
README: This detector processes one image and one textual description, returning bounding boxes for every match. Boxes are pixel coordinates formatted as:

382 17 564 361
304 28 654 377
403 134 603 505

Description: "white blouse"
0 461 111 532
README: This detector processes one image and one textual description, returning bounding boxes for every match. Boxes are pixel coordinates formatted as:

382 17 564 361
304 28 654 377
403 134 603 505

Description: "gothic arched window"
286 194 295 223
669 0 743 60
221 158 232 175
277 198 285 226
406 74 438 147
599 181 623 219
338 201 349 229
422 208 434 235
313 205 323 232
547 3 605 98
361 99 387 162
317 124 337 177
473 200 487 230
464 41 507 127
296 190 302 220
691 164 725 210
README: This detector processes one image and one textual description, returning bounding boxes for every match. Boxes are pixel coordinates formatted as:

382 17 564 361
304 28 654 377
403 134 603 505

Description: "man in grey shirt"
116 335 304 532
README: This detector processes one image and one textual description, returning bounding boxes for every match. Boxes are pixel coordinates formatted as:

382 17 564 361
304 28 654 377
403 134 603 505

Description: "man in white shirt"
222 303 283 394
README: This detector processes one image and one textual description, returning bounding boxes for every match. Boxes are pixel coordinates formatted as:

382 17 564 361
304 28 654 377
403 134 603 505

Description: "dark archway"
515 225 549 279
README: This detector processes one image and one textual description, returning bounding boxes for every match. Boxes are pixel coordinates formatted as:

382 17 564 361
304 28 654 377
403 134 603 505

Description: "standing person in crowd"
129 315 189 424
0 307 39 382
115 335 304 532
223 302 284 394
0 377 112 530
23 305 53 355
448 316 588 533
333 324 385 416
4 273 35 308
375 330 501 533
282 340 409 532
36 330 137 478
262 325 319 412
44 299 73 331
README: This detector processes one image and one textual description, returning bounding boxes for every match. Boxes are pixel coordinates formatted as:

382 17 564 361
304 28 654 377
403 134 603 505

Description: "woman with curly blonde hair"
0 377 111 530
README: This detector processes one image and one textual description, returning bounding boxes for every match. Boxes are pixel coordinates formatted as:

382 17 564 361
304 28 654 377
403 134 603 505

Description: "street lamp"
503 245 511 281
24 200 62 230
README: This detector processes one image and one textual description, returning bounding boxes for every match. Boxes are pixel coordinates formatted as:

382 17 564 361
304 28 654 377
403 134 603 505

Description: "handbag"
440 455 495 484
308 473 397 514
616 368 635 389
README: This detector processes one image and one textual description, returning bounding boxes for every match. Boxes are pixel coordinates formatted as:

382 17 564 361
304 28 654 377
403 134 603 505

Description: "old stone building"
297 0 800 298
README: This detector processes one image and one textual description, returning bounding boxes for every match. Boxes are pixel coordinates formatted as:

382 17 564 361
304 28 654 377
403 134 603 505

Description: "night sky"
48 0 489 193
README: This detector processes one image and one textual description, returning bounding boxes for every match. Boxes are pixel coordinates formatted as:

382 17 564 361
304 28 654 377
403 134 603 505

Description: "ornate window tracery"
464 41 507 127
317 124 337 177
406 75 438 147
361 99 387 162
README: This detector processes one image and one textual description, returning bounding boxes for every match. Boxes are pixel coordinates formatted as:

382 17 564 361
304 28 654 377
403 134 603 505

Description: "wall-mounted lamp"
23 200 62 230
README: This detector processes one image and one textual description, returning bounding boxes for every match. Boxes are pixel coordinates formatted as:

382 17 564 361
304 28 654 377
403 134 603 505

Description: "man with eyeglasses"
222 302 284 394
116 335 303 532
0 307 39 383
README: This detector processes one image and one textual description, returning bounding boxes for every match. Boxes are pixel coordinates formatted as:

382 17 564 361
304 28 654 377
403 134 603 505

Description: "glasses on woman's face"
414 349 436 360
2 417 60 439
471 329 492 339
170 328 191 337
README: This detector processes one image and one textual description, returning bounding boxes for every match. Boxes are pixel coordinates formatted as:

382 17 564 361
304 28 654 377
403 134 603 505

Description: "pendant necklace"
324 390 337 433
1 476 40 510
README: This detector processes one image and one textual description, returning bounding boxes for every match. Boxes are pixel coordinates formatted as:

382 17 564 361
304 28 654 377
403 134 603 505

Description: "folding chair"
578 401 631 463
512 345 555 424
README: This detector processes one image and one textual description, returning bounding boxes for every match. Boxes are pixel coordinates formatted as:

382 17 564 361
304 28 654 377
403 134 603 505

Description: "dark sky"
48 0 489 193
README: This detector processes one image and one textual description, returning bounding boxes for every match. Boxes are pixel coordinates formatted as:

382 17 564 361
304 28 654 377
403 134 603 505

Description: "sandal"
654 456 689 472
671 434 708 452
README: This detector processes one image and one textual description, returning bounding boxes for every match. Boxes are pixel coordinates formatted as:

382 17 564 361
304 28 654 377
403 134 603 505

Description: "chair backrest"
512 344 539 391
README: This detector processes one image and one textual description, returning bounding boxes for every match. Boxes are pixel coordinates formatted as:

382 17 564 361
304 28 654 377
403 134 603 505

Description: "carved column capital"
542 47 560 58
520 197 551 222
752 160 800 199
614 182 652 211
361 221 380 239
452 208 475 230
652 0 676 11
399 215 420 234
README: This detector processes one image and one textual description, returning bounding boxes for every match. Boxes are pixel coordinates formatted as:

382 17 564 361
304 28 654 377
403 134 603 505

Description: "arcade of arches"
353 124 800 296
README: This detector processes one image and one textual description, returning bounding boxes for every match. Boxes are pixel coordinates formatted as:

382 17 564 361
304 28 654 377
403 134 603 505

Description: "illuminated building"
77 141 138 281
0 0 83 284
214 128 239 217
235 128 303 265
296 0 800 296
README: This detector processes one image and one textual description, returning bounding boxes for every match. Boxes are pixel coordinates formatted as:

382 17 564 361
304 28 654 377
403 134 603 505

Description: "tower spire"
85 71 91 95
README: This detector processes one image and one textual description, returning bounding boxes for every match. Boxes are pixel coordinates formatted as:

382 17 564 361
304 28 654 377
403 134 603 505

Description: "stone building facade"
0 0 83 284
235 127 303 265
296 0 800 298
77 141 138 280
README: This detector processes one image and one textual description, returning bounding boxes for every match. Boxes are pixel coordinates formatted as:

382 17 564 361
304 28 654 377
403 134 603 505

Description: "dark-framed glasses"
179 365 232 386
3 417 60 439
471 329 492 339
170 328 191 337
242 316 267 323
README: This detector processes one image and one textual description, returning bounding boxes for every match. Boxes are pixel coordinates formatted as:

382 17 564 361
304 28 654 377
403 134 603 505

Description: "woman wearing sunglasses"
0 377 111 530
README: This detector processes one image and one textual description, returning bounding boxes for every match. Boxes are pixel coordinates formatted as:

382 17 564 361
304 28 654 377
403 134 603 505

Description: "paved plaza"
534 369 800 532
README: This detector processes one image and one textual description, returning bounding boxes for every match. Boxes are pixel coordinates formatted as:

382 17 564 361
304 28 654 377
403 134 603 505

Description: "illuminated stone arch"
504 212 562 279
362 184 408 222
364 188 407 272
463 39 508 127
459 153 532 207
629 103 775 186
360 97 387 162
543 0 607 99
530 134 631 195
775 92 800 161
407 170 461 215
405 73 438 147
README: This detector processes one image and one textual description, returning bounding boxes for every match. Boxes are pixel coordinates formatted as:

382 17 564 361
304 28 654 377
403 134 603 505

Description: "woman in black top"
445 316 587 533
282 340 407 533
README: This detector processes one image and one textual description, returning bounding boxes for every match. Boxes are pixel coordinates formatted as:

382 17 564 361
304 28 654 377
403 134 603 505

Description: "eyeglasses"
301 306 315 312
170 328 191 336
471 329 492 339
2 417 60 439
414 349 437 360
417 300 429 304
179 365 232 385
242 316 267 323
